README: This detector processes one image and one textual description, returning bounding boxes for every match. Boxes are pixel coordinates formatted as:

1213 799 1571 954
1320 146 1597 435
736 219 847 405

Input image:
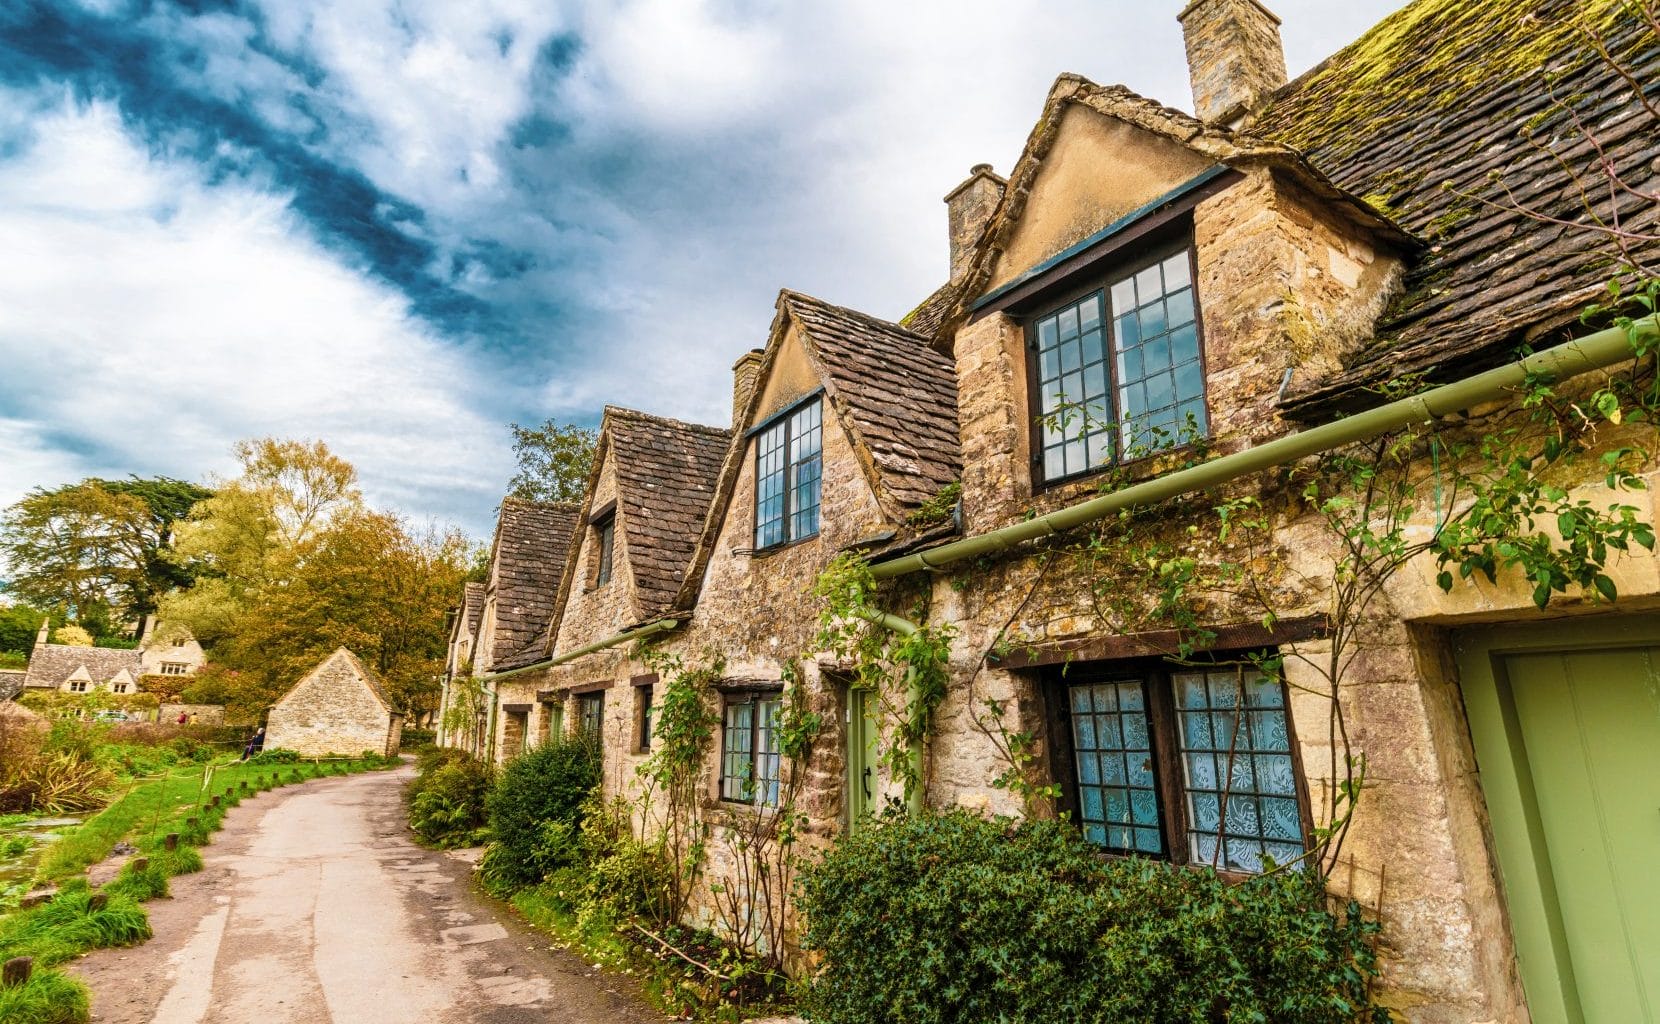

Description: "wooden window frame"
592 510 616 588
634 679 655 753
576 690 605 743
1041 654 1314 876
1020 226 1210 491
718 688 784 807
751 394 823 551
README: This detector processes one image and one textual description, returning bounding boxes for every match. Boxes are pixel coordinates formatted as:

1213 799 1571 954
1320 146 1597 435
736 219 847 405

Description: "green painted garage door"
1458 618 1660 1024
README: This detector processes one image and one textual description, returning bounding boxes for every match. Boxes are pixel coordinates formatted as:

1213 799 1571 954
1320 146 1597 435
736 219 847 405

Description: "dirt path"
72 765 666 1024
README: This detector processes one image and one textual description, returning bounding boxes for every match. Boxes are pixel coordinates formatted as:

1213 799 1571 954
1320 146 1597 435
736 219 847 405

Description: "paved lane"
74 765 664 1024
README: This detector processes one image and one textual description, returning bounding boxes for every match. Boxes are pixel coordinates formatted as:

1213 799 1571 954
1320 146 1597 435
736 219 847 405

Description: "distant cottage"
264 648 403 758
20 619 205 696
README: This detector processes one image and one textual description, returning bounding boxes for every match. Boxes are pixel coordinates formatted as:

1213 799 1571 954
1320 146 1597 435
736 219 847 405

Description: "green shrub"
797 809 1386 1024
481 737 600 890
246 749 300 765
407 749 492 847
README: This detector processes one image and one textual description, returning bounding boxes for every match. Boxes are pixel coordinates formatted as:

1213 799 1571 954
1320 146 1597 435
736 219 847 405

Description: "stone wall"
265 652 398 758
158 703 225 726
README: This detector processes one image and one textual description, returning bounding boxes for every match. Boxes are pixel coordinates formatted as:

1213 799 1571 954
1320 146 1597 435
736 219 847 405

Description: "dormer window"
1030 244 1206 485
754 396 822 549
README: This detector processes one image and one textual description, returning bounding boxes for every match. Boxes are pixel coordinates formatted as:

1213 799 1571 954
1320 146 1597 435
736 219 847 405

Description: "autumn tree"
164 437 471 721
0 476 212 625
506 419 597 503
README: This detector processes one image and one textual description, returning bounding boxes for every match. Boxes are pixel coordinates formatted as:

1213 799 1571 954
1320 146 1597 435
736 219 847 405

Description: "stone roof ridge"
602 404 731 439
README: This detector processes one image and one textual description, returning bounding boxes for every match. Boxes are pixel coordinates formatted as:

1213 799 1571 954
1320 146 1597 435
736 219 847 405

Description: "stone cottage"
264 648 404 758
458 1 1660 1020
19 618 205 697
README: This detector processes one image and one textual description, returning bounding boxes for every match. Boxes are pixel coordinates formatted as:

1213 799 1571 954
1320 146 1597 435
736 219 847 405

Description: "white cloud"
0 94 506 532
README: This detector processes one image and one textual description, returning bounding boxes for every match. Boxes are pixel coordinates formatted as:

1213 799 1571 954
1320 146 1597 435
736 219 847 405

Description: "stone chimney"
1178 0 1287 125
35 618 49 648
732 348 764 428
944 164 1006 282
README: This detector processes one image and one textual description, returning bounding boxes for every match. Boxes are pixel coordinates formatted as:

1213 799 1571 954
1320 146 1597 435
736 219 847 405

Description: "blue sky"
0 0 1404 541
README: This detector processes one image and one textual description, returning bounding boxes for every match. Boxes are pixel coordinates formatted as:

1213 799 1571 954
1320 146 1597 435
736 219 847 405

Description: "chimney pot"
731 349 765 429
944 164 1006 282
1178 0 1287 125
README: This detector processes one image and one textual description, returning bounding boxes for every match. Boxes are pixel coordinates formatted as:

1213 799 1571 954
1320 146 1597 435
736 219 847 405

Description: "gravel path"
72 765 666 1024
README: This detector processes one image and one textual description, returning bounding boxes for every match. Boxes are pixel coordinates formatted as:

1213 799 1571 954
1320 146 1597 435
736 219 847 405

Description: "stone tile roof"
783 291 964 514
489 499 580 662
22 643 142 690
0 668 26 702
461 581 485 639
608 408 732 615
1254 0 1660 411
901 281 958 338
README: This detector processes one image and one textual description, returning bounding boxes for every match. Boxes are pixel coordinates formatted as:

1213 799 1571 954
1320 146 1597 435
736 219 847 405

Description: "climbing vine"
814 553 953 807
634 645 722 926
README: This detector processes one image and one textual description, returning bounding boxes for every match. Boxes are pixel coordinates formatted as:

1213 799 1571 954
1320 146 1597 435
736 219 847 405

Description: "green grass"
0 967 88 1024
0 755 397 1024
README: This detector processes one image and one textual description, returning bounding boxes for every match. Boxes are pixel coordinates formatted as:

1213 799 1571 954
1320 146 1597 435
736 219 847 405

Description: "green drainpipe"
856 321 1654 811
483 618 682 683
853 607 928 815
872 322 1654 579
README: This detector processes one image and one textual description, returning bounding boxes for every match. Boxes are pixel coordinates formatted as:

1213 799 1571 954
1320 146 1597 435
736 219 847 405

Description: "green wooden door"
1457 618 1660 1024
847 688 880 827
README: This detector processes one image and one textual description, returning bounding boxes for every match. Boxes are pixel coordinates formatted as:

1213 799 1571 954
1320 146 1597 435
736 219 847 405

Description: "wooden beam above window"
989 614 1328 669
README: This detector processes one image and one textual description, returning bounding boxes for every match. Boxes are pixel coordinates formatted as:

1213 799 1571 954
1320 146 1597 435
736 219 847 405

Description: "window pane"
787 399 823 542
1070 679 1162 856
1174 667 1304 873
1034 292 1114 482
754 421 787 548
722 702 755 801
755 697 782 807
1108 248 1207 458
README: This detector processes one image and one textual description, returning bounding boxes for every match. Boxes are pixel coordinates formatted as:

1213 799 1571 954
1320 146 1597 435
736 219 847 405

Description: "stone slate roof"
490 499 580 663
608 408 732 615
783 291 963 514
461 581 485 639
22 643 141 690
0 668 25 702
1254 0 1660 411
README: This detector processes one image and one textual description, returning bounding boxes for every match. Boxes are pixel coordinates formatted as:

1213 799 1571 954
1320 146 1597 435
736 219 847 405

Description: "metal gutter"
483 618 682 682
872 323 1654 580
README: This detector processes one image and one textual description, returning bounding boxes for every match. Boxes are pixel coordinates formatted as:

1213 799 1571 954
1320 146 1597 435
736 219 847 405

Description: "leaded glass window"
1059 659 1304 874
1029 246 1207 485
721 694 782 806
754 398 822 548
577 691 604 742
1109 251 1205 452
1173 668 1302 872
1069 680 1163 855
1035 293 1113 481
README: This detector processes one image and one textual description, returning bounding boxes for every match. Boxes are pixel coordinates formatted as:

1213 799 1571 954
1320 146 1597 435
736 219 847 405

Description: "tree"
162 437 470 721
165 438 362 647
53 624 93 647
0 476 212 622
507 419 598 503
0 602 51 660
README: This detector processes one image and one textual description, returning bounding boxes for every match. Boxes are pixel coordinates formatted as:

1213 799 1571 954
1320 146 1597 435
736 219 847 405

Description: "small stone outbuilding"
264 649 403 758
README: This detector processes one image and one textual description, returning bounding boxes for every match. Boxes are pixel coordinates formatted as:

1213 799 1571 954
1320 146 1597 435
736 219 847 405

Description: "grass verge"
0 755 397 1024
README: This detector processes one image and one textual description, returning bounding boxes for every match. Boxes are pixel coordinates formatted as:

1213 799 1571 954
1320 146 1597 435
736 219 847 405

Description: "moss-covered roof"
1254 0 1659 410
